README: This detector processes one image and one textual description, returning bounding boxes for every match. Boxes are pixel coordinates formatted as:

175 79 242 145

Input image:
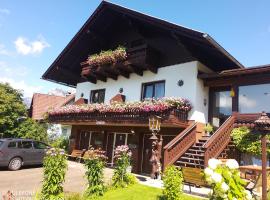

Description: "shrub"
112 145 136 188
84 147 107 198
162 165 183 200
204 158 253 200
232 126 270 155
41 148 67 200
51 136 69 152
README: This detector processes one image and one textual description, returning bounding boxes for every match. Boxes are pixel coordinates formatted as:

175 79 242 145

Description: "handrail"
203 115 235 167
163 122 197 169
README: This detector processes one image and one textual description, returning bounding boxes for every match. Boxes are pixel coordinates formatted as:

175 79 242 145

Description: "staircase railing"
163 122 197 169
203 115 235 167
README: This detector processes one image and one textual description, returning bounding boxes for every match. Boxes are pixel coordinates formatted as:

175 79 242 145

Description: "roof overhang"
42 1 244 87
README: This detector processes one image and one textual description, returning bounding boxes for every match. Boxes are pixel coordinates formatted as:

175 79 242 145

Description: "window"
142 81 165 99
33 141 49 149
8 142 17 148
0 140 3 147
18 141 33 149
90 89 105 103
239 84 270 113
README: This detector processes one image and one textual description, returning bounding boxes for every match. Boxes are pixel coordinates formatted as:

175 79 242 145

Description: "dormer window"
141 80 165 100
90 89 105 103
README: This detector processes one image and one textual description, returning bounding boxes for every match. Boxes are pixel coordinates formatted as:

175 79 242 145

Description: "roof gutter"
203 33 245 69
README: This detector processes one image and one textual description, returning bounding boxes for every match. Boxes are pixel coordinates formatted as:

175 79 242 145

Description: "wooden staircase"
163 115 236 169
176 136 210 169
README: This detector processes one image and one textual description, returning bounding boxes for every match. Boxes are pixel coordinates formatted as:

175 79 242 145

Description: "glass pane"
154 82 165 98
0 141 3 147
144 85 154 99
98 90 105 103
8 142 17 148
239 84 270 113
211 90 232 127
19 141 33 149
33 142 48 149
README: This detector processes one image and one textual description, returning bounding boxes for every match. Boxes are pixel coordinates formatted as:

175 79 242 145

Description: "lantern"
230 87 235 97
149 115 161 133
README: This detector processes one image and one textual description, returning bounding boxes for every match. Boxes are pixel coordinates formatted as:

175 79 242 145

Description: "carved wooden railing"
163 122 197 169
203 116 235 167
49 109 189 123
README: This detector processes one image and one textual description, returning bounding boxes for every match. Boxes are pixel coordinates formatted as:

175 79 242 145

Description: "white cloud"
0 77 42 97
0 8 10 15
239 95 257 108
0 61 28 77
14 35 50 55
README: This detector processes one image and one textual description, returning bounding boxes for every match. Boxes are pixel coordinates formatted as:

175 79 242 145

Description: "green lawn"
96 184 203 200
66 184 204 200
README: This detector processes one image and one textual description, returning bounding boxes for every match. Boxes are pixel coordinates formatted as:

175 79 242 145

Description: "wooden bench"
181 167 208 193
67 149 84 162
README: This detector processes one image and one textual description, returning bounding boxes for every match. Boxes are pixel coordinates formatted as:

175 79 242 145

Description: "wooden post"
261 133 267 200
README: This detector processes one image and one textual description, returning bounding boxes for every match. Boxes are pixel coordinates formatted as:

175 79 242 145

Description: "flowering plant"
112 145 136 188
204 158 253 200
41 148 67 200
84 147 107 198
48 97 191 116
87 46 127 67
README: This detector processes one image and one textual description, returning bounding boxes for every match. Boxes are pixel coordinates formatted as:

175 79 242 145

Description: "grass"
65 184 204 200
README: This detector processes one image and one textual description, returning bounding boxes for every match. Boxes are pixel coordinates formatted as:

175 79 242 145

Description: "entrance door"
110 133 128 166
209 88 232 127
115 134 127 147
78 131 91 150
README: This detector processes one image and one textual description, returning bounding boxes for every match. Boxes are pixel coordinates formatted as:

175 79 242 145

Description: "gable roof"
29 93 75 120
42 1 243 87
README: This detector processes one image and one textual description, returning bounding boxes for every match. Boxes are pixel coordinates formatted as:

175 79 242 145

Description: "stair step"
187 149 205 153
195 142 204 146
180 156 204 161
176 161 204 168
184 152 204 157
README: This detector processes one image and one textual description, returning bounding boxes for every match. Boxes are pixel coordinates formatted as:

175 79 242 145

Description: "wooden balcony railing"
203 115 235 167
81 44 159 82
49 109 189 124
163 122 197 169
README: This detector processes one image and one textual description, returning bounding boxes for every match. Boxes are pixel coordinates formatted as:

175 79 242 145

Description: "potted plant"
204 123 213 136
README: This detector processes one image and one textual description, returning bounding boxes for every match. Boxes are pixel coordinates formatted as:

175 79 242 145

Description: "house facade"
42 1 270 174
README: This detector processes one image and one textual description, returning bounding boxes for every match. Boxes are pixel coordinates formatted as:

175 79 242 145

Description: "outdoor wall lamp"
177 80 184 87
149 115 161 139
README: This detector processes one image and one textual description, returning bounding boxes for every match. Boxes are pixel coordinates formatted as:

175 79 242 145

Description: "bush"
51 136 69 152
84 148 107 198
162 165 183 200
232 126 270 155
41 148 67 200
112 145 136 188
204 158 253 200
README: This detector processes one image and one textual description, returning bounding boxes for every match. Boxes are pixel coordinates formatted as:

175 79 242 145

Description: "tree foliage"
0 83 47 141
231 126 270 155
0 83 26 136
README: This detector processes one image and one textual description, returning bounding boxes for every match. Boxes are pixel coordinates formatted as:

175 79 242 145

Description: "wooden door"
115 134 126 147
79 131 90 150
142 134 152 174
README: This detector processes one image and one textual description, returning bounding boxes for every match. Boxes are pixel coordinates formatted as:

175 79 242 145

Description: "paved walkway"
0 161 114 198
0 161 209 199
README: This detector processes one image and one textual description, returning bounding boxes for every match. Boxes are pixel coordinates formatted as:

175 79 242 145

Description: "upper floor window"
142 80 165 100
90 89 105 103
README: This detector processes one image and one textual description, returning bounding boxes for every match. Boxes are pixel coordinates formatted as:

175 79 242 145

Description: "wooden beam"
116 68 130 79
94 73 107 82
147 65 158 74
96 66 118 80
84 75 97 84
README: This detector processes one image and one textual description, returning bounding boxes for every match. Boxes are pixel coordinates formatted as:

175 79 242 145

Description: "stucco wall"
75 61 210 123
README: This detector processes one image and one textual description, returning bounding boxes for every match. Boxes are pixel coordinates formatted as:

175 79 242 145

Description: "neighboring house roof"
29 93 75 121
42 1 243 87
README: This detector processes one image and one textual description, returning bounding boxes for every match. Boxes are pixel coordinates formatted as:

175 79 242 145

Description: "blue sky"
0 0 270 98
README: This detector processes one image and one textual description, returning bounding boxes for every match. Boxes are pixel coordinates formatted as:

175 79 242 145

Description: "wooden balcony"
81 44 159 83
48 109 189 128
